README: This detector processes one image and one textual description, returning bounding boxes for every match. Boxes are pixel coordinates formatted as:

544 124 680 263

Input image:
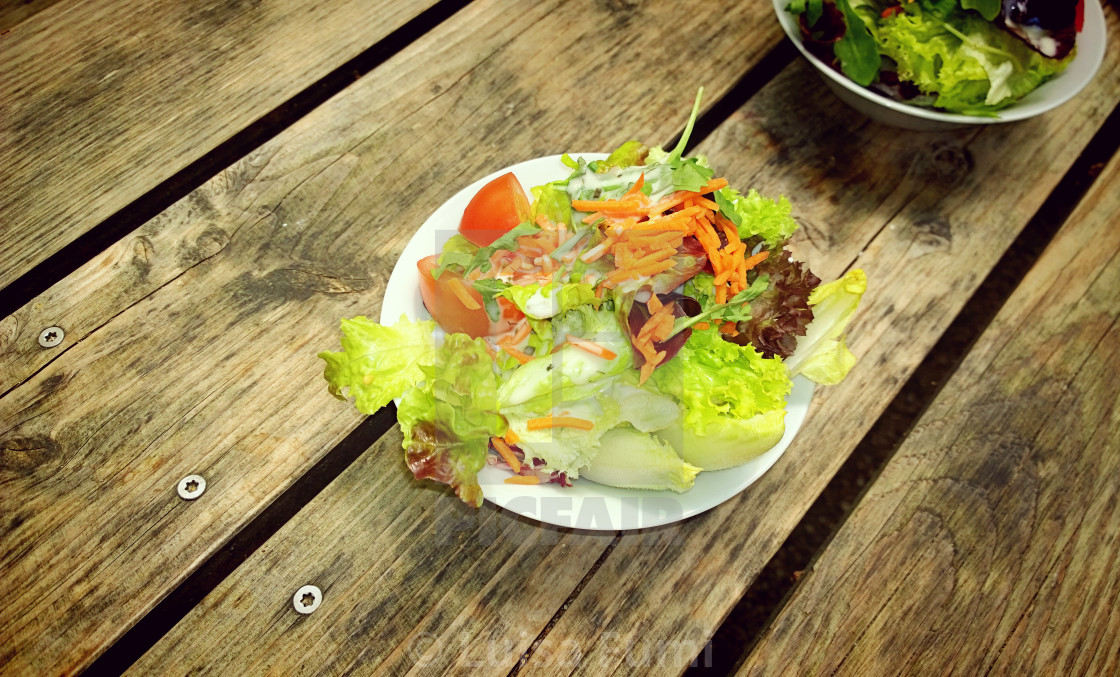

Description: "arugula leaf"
834 0 881 86
669 275 770 337
432 234 478 278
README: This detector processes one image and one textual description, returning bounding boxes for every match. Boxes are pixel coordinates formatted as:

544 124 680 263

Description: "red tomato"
459 172 531 247
416 255 523 338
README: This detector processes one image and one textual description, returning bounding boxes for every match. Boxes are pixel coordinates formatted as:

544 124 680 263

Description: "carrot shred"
491 436 521 473
501 344 533 365
526 416 595 431
742 249 770 271
566 335 617 360
509 320 531 346
694 321 710 330
505 475 541 485
447 278 481 310
505 428 520 444
700 177 729 193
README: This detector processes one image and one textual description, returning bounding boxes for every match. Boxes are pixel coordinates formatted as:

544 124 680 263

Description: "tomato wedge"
459 172 531 247
416 255 523 338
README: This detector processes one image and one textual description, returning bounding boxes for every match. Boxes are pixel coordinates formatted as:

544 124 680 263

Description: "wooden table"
2 1 1118 674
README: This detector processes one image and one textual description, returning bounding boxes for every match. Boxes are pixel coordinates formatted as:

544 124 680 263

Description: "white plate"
381 155 814 530
772 0 1107 130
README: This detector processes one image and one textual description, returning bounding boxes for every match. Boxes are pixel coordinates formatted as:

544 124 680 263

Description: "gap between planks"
685 100 1120 676
0 0 475 321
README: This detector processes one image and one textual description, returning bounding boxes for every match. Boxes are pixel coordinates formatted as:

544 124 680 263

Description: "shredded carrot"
526 416 595 431
742 249 770 271
447 278 481 310
566 335 617 360
623 173 646 198
694 322 710 330
505 428 520 444
720 321 739 336
505 475 541 485
491 436 521 473
507 320 530 346
501 344 533 365
646 293 663 313
700 177 729 194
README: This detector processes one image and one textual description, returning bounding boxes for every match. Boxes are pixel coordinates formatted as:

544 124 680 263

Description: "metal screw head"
293 585 322 614
177 475 206 500
38 326 65 348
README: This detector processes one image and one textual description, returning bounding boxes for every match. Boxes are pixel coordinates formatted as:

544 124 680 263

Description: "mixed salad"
319 91 867 507
787 0 1084 114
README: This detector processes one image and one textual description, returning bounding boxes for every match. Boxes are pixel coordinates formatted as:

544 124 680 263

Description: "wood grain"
0 0 439 291
0 0 60 32
514 8 1120 674
0 0 786 674
737 120 1120 677
130 7 1120 677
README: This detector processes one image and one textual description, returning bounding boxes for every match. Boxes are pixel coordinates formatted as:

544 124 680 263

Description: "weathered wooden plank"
0 0 60 32
514 8 1120 674
0 1 786 674
0 0 440 291
736 123 1120 677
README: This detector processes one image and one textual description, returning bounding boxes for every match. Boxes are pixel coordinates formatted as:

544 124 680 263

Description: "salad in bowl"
319 91 866 521
779 0 1104 124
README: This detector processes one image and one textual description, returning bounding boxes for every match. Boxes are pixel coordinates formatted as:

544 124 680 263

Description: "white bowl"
772 0 1106 130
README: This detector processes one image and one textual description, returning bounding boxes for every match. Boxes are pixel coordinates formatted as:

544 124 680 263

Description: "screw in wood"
38 326 65 348
176 475 207 500
293 585 322 614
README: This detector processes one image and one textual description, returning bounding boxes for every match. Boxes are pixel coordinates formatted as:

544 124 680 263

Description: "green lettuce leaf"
603 140 649 168
500 281 599 320
714 188 799 247
651 326 791 434
878 5 1072 113
318 315 438 414
531 180 572 226
785 268 867 384
397 333 506 507
581 427 700 492
650 326 791 470
432 234 479 278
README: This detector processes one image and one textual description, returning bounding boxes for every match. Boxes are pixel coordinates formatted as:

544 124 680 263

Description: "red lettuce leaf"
731 250 821 359
627 292 703 368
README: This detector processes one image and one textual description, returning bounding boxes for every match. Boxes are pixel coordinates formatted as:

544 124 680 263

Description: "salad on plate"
319 90 867 511
786 0 1085 114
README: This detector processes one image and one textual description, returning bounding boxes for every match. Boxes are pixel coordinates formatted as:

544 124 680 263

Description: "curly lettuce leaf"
318 315 438 414
397 333 506 507
785 268 867 385
732 250 821 359
651 327 791 469
651 327 791 433
531 180 572 226
714 188 799 247
878 5 1073 112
